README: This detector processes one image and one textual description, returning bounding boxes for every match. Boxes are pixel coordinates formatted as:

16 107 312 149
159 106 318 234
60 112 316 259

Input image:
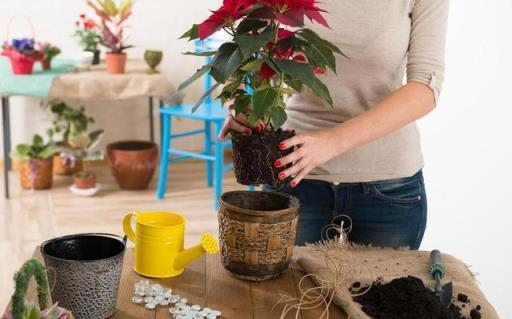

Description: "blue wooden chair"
157 38 251 209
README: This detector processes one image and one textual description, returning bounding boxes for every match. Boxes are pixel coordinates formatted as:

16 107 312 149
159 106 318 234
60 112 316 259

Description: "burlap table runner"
294 245 500 319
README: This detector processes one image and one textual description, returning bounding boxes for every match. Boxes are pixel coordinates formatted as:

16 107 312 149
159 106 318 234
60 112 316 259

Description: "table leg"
2 97 11 199
148 96 154 143
159 99 164 145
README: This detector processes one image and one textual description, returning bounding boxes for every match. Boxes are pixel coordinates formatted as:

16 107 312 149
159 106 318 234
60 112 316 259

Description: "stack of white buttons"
132 280 222 318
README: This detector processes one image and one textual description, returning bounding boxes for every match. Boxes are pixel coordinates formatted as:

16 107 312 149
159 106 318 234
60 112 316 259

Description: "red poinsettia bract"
198 0 256 39
258 0 329 27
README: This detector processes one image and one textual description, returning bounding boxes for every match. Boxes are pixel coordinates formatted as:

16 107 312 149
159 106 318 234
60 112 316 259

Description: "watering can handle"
123 213 137 243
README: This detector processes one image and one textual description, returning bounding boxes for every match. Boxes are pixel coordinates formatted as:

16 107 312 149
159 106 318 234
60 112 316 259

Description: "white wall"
1 0 511 317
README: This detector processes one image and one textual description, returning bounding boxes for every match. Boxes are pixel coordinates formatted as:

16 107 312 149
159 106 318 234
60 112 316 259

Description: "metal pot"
40 233 126 319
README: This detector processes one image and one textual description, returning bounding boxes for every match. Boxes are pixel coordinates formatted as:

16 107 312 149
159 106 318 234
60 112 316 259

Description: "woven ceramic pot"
218 191 299 281
18 158 53 190
107 140 158 190
41 233 126 319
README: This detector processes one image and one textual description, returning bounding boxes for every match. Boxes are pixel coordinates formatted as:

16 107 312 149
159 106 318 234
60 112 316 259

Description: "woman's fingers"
275 147 305 167
218 116 251 141
290 166 311 187
278 157 308 180
279 135 306 150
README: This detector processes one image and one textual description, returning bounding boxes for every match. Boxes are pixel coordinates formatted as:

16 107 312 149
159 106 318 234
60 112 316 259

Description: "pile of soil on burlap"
231 129 295 186
353 276 463 319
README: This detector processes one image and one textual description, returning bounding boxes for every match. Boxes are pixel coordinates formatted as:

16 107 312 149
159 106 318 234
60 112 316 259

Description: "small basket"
19 158 53 190
218 191 299 281
2 14 39 75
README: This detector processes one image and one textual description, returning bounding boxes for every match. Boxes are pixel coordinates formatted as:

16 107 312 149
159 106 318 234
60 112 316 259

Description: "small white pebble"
143 296 154 303
145 302 156 310
202 308 212 313
131 296 143 304
191 305 201 311
180 298 188 304
212 310 221 316
198 310 208 317
159 299 169 306
206 314 217 319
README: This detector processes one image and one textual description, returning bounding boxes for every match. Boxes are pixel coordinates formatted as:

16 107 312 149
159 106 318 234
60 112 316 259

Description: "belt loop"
362 183 370 194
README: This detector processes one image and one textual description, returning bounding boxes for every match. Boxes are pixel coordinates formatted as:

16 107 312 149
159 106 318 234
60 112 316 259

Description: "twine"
276 215 375 319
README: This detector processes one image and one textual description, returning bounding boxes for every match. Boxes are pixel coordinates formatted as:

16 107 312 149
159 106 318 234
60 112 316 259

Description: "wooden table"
4 248 346 319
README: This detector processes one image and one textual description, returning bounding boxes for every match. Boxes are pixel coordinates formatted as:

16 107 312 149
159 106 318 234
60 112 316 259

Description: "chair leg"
157 114 171 199
214 122 224 210
204 120 213 187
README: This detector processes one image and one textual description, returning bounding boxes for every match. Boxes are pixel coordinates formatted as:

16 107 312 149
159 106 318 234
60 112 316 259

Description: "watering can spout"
174 233 219 270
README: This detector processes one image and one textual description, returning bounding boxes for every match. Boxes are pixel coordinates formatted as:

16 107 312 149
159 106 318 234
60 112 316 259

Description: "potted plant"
177 0 344 185
73 171 96 189
87 0 133 74
37 42 61 70
3 259 74 319
10 133 57 190
42 100 103 175
1 38 43 75
74 13 103 65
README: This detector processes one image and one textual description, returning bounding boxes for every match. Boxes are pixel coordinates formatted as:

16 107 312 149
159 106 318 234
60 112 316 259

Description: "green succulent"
10 134 57 162
41 100 94 144
144 50 163 73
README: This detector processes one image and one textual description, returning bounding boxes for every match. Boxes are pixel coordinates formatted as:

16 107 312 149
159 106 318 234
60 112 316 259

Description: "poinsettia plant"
178 0 345 130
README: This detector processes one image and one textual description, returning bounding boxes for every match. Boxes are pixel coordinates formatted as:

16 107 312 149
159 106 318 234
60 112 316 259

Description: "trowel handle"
429 249 445 279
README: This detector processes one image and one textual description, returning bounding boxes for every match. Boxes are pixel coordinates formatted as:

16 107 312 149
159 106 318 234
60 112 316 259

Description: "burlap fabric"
294 245 500 319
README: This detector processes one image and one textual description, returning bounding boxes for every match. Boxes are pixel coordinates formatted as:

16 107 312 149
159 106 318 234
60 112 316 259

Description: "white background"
1 0 511 318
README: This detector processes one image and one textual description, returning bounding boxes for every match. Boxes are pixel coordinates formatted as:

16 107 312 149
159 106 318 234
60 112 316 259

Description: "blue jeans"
264 171 427 249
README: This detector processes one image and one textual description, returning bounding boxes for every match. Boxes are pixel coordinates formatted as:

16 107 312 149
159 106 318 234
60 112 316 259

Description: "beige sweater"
285 0 449 182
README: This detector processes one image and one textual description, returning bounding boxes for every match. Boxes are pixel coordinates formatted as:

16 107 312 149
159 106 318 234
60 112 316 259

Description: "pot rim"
219 190 299 217
107 140 157 153
40 233 126 263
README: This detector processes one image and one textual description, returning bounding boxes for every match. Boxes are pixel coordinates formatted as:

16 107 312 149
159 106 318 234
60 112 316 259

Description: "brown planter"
42 59 52 70
19 158 53 190
231 129 295 186
218 191 299 281
105 53 127 74
73 172 96 189
53 154 83 175
107 140 158 190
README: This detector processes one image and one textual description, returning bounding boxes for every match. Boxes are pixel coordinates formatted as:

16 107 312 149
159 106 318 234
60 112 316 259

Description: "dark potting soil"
231 129 295 186
353 276 463 319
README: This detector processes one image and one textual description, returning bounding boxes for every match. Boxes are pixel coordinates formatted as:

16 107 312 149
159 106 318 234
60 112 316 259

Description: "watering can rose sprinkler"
123 211 219 278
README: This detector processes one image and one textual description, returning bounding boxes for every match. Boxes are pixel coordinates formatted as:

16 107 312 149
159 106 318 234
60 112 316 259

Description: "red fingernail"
244 129 252 135
291 181 297 187
274 160 282 168
279 143 286 150
278 172 285 180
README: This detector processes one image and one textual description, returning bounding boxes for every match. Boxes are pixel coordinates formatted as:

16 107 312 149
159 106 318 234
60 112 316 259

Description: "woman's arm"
276 82 436 186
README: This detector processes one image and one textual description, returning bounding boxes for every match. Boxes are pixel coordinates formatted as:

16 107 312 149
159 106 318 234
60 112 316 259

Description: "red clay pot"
105 52 127 74
107 141 158 190
41 59 52 70
73 172 96 189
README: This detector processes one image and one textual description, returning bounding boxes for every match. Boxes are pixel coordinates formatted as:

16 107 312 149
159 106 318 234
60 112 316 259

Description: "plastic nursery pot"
53 154 83 175
41 233 126 319
107 140 158 190
105 52 127 74
10 58 36 75
218 191 300 281
73 171 96 189
230 129 295 185
18 158 53 190
41 59 52 70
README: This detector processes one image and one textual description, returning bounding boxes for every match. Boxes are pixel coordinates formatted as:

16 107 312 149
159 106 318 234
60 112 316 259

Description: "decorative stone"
212 310 221 316
145 302 156 310
159 299 169 306
206 314 217 319
180 298 188 304
191 305 201 311
131 296 143 304
143 296 154 303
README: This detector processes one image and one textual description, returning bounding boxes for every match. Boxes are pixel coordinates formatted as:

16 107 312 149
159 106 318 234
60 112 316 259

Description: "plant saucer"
69 183 101 197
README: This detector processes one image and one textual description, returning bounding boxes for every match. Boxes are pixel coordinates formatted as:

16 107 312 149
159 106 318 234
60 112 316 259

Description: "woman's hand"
275 129 342 187
217 100 266 141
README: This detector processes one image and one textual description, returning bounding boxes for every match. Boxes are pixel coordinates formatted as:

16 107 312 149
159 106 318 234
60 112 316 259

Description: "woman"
219 0 449 249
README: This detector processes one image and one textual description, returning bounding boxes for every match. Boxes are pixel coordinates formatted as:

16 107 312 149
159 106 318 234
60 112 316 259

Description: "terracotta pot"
42 59 52 70
107 141 158 190
73 172 96 189
19 158 53 190
105 53 127 74
53 154 83 175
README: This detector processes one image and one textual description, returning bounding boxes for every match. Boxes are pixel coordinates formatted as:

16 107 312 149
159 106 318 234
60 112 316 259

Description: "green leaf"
240 59 263 72
297 28 344 56
234 28 274 60
177 64 211 91
33 134 43 146
274 60 315 87
15 144 30 156
284 77 303 92
182 51 217 57
309 78 333 107
179 24 199 41
271 107 287 129
252 87 277 120
192 83 221 112
39 145 57 159
233 95 251 115
236 19 267 34
210 43 243 83
304 43 336 73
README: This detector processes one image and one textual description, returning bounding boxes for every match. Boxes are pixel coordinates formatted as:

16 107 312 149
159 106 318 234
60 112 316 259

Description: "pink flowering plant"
178 0 345 131
74 14 104 53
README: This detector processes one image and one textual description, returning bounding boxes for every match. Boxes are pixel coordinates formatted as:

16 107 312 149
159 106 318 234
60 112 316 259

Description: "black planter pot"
91 50 101 65
231 129 295 185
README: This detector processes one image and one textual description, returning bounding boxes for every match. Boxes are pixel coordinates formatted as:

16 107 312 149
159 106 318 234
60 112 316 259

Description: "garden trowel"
429 249 453 307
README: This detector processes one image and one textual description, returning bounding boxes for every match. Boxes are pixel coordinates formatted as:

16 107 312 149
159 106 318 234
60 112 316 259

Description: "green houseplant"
74 14 103 65
10 133 57 190
178 0 344 185
37 42 61 70
87 0 133 74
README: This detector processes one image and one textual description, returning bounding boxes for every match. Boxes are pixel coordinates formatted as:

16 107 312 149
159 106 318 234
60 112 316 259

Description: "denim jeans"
264 170 427 249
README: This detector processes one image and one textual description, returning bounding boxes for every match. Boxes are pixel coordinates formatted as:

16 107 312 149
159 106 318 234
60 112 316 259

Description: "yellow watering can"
123 211 219 278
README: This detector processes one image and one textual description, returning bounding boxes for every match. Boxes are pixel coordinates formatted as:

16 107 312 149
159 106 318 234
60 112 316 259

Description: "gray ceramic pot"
41 233 126 319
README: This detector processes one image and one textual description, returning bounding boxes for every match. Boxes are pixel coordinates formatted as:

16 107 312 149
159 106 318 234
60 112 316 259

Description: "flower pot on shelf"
53 153 83 175
18 158 53 190
105 52 126 74
73 171 96 189
218 191 299 281
231 129 295 186
107 140 158 190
